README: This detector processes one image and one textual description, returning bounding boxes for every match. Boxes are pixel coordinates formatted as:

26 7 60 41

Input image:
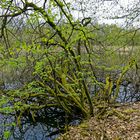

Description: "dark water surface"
0 82 139 140
0 109 81 140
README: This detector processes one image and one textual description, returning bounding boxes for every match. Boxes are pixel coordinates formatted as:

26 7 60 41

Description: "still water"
0 82 139 140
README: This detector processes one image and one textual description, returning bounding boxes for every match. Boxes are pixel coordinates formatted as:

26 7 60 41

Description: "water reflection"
0 81 140 140
117 84 140 102
9 123 57 140
0 106 82 140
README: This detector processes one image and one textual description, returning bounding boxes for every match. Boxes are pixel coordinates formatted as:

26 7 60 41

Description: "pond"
0 106 81 140
0 82 139 140
0 82 82 140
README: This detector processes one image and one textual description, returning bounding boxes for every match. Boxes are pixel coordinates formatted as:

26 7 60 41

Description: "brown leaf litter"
57 102 140 140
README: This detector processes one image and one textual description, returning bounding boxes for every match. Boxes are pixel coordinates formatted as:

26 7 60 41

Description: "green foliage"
3 131 11 139
0 0 138 138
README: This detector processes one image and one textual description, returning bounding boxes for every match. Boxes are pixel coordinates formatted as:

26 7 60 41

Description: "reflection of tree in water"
1 85 139 140
0 107 82 140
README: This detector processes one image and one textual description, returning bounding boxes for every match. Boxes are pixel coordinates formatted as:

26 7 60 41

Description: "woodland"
0 0 140 139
